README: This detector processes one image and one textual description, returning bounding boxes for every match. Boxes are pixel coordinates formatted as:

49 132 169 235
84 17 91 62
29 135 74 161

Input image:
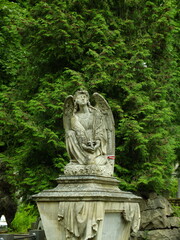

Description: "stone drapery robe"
66 108 107 165
58 202 104 240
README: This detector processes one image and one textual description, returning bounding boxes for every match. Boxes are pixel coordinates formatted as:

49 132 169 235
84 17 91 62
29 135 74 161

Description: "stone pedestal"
33 175 141 240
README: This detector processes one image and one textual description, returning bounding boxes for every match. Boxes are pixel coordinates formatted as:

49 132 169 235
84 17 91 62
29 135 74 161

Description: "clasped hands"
82 140 100 153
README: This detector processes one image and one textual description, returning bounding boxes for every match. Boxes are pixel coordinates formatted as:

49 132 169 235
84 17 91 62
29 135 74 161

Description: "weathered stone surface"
141 209 170 230
64 161 114 177
131 228 180 240
139 193 175 230
131 194 180 240
33 176 141 240
140 193 173 214
38 200 140 240
33 175 141 202
168 216 180 228
63 90 115 177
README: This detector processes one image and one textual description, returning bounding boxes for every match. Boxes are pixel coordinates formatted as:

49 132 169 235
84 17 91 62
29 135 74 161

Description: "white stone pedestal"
33 176 141 240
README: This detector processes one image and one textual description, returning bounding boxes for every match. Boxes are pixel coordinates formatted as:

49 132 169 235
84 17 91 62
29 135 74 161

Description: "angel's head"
73 89 91 112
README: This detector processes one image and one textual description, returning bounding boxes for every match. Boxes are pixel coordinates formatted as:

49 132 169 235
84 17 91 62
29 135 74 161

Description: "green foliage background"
0 0 179 204
10 203 38 233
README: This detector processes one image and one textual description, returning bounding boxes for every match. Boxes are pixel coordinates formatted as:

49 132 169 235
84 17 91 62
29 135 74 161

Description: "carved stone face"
75 93 88 106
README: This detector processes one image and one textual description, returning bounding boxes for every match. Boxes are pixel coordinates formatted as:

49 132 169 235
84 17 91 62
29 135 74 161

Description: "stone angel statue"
63 89 115 177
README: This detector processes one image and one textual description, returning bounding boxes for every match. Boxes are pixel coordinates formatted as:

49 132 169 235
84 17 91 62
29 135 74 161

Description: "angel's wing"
93 93 115 156
63 95 74 132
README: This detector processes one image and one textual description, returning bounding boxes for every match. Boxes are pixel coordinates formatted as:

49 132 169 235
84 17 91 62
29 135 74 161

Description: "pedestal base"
33 176 141 240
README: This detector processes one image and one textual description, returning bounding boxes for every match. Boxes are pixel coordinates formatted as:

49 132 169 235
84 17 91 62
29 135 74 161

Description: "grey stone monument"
33 90 141 240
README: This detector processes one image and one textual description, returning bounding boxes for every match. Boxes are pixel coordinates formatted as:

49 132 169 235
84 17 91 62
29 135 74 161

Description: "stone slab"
102 213 126 240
